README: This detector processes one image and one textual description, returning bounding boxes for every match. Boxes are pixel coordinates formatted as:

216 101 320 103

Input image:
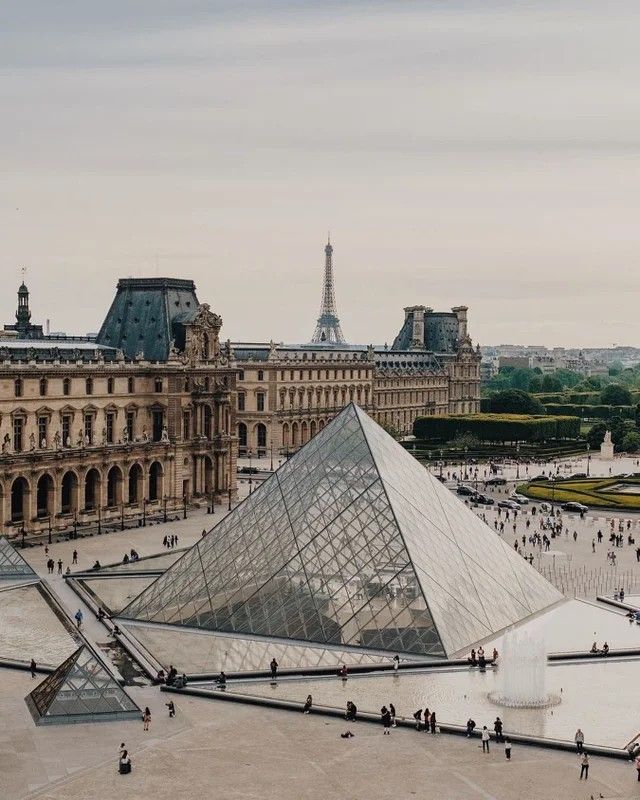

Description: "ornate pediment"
182 304 223 365
194 304 222 332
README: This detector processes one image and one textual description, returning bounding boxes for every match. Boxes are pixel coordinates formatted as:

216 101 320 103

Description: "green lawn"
517 477 640 509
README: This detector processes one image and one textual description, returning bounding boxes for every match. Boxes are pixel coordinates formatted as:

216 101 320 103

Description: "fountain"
488 627 560 708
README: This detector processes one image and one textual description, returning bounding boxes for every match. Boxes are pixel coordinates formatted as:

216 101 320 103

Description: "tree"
586 422 607 450
622 431 640 453
541 374 562 392
600 384 632 406
554 369 582 389
488 389 544 415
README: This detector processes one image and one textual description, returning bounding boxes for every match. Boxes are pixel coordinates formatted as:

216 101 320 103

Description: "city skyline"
2 1 639 348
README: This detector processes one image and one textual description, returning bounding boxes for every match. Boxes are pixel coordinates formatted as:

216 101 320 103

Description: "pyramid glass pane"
122 405 561 658
0 537 37 579
26 646 141 725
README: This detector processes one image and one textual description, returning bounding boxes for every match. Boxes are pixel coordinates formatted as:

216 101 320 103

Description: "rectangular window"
238 370 244 381
62 414 71 447
126 411 135 442
183 412 190 440
257 392 265 412
38 416 48 447
84 415 93 445
238 393 245 411
13 417 23 452
106 412 115 444
152 410 163 442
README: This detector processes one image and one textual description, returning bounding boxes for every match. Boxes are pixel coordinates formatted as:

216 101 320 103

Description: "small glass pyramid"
25 645 141 725
121 405 562 658
0 537 37 580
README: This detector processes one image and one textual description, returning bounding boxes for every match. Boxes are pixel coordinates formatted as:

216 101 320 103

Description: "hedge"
412 414 581 443
543 403 635 420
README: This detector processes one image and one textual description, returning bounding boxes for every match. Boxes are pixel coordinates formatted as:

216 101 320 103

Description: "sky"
1 1 639 348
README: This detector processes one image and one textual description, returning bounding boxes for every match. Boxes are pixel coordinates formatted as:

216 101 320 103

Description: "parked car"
561 501 588 513
456 484 476 496
530 474 550 482
473 493 495 506
569 473 587 479
539 502 553 513
509 493 529 505
238 466 259 474
485 476 507 486
498 499 521 511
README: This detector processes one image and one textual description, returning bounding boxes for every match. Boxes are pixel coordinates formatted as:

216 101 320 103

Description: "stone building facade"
0 279 236 537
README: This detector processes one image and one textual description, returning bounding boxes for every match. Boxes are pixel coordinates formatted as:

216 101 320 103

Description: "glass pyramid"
121 405 562 658
25 645 141 725
0 537 37 580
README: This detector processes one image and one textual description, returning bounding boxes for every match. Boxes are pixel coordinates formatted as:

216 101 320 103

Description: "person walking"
635 754 640 781
392 654 400 672
574 728 584 753
504 738 511 760
270 658 278 682
381 705 392 735
579 752 589 780
30 658 36 678
413 709 422 730
494 716 503 743
165 700 175 718
430 710 437 734
389 702 396 727
481 726 490 753
143 707 151 731
57 559 63 574
423 707 430 733
72 550 78 564
74 609 83 629
303 695 312 714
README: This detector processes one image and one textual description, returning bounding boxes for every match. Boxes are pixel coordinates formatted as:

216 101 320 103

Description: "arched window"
39 377 47 397
11 477 29 522
36 473 54 518
149 461 163 501
184 377 190 392
61 471 78 515
257 423 267 449
107 377 115 394
85 377 93 395
63 377 71 396
203 405 212 439
84 468 101 511
14 378 22 398
128 463 143 504
107 466 123 507
128 376 135 394
154 377 163 393
238 422 247 451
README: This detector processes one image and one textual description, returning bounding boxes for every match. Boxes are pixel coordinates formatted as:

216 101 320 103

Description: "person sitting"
345 701 357 721
602 642 609 656
166 665 178 686
153 669 165 685
338 664 348 681
303 694 312 714
468 649 477 667
118 749 132 774
412 709 422 730
122 553 130 564
478 652 486 669
590 642 598 654
492 648 499 663
466 718 476 737
92 560 101 570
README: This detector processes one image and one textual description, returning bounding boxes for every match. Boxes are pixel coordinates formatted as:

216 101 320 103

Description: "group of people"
589 641 610 655
121 549 140 564
162 534 179 549
467 646 498 669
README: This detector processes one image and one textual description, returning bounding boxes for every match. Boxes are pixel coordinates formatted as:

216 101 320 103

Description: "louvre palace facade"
0 279 237 537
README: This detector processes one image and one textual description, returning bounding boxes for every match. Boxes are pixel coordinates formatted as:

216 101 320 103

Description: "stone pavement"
2 668 640 800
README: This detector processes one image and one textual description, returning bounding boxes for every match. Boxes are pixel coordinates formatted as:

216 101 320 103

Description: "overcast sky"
2 1 639 348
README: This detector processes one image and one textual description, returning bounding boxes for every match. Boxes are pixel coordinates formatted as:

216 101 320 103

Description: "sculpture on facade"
29 432 36 451
53 430 61 450
2 433 10 453
161 426 170 443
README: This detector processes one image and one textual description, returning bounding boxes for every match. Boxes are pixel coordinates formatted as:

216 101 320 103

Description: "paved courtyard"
2 454 640 799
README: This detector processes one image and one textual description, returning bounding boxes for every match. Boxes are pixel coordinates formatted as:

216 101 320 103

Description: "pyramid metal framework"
121 405 561 658
25 645 141 725
0 537 37 580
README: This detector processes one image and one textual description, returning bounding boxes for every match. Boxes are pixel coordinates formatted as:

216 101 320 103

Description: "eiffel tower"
310 236 347 344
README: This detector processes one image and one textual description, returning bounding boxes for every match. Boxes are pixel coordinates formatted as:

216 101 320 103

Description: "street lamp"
97 505 101 535
163 494 168 523
464 446 468 480
120 502 125 531
586 443 591 477
47 515 52 545
270 442 274 472
228 486 232 511
21 519 26 549
439 449 443 479
516 442 520 480
142 497 147 527
248 449 253 494
183 494 187 520
73 511 78 540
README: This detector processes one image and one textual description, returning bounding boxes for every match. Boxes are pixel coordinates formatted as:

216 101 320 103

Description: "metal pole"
21 520 26 549
183 494 187 520
73 512 77 540
142 498 146 527
48 515 52 545
163 495 167 523
228 486 232 511
97 505 101 535
249 450 253 494
121 502 124 531
270 442 274 472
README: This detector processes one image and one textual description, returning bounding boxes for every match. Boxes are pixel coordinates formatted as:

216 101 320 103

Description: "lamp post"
142 497 147 527
516 441 520 480
120 502 125 531
464 446 468 481
163 494 167 523
228 486 232 511
439 449 443 479
183 494 187 520
586 443 591 477
72 511 78 540
270 442 274 472
21 519 26 549
47 515 52 545
248 449 253 494
97 505 101 535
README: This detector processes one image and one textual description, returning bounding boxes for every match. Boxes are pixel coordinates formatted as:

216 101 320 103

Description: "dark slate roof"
0 338 117 363
96 278 200 361
391 310 458 354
